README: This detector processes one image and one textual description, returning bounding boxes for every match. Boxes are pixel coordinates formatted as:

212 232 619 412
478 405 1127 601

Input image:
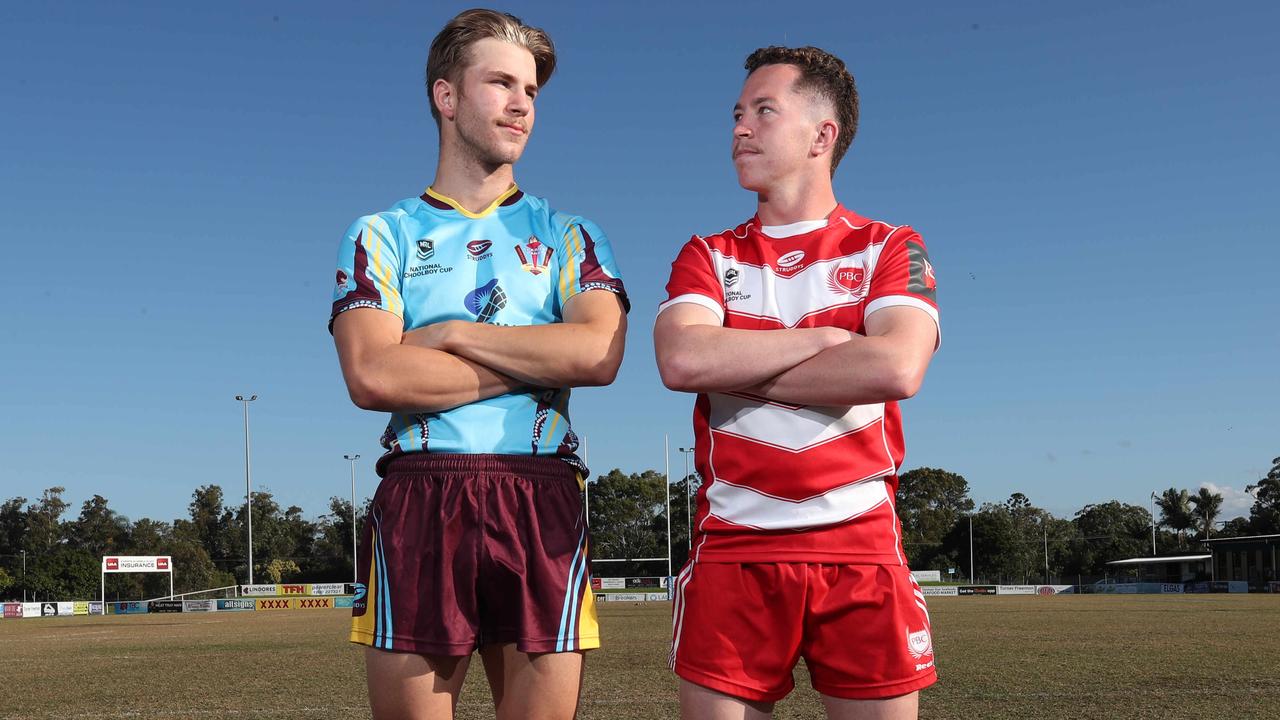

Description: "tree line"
2 455 1277 599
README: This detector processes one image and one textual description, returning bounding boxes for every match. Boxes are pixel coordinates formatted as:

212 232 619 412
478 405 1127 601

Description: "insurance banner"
217 598 256 612
102 556 171 573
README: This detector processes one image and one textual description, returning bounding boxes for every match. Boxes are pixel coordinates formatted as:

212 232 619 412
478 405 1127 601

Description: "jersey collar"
421 185 524 218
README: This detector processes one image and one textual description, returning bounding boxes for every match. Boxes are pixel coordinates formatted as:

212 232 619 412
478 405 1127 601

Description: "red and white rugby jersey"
658 205 939 565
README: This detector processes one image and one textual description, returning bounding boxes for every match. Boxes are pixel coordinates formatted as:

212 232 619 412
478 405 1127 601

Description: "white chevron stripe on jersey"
709 393 885 452
706 477 891 530
707 244 886 327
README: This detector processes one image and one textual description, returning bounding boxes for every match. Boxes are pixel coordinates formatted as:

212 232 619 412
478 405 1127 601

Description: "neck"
754 170 838 226
431 137 517 213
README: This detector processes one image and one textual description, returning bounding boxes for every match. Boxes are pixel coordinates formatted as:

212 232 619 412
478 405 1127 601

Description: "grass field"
2 595 1278 719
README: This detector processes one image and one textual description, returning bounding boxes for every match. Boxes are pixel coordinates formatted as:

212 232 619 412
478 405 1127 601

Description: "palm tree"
1156 487 1194 548
1189 487 1223 539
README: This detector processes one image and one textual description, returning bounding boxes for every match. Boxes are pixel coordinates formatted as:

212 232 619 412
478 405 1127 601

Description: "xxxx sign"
298 598 334 610
255 599 296 611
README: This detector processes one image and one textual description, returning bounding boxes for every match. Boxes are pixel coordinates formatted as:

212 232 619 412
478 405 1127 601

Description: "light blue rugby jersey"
330 186 628 474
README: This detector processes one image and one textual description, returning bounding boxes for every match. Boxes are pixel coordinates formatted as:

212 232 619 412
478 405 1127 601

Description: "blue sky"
2 1 1276 526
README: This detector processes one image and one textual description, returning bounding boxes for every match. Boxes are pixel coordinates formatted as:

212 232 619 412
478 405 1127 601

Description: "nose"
508 88 531 116
733 119 751 139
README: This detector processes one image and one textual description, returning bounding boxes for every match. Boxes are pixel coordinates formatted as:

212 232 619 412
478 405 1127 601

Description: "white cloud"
1200 482 1256 519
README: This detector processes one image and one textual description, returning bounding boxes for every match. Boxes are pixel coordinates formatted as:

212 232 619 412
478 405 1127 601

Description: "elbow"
884 365 926 401
657 352 700 392
578 359 621 387
345 375 392 411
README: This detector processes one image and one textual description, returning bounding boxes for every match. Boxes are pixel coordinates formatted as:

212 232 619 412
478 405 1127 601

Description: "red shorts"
670 562 937 702
350 453 598 655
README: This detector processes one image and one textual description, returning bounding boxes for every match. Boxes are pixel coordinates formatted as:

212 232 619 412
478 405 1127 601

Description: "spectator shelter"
1104 555 1211 583
1201 533 1279 588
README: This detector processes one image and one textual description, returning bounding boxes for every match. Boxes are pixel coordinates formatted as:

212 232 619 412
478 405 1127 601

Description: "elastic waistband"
382 452 578 482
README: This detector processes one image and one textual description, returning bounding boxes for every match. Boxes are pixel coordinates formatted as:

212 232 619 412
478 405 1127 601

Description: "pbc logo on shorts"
416 238 436 260
906 628 933 659
826 265 867 300
466 239 493 260
723 267 740 289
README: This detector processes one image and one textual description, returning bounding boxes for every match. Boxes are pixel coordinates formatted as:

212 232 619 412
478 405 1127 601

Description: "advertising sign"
217 598 256 612
590 578 602 590
599 578 625 590
183 600 216 612
256 598 296 611
41 603 58 616
645 593 670 602
110 601 149 615
240 584 278 596
1035 585 1076 595
911 570 942 583
921 586 959 597
309 583 347 596
150 600 184 613
23 602 43 617
57 602 74 616
334 596 355 608
279 584 309 596
88 601 105 615
102 556 172 573
3 603 22 618
601 593 646 602
297 597 334 610
997 585 1037 595
74 602 90 615
958 585 998 596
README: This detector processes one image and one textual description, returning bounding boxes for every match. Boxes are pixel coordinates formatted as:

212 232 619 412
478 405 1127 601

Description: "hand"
402 320 466 352
821 326 857 349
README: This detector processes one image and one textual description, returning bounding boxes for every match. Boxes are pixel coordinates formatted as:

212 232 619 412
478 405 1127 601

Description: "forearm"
434 321 624 388
343 343 525 413
656 324 849 393
746 334 923 406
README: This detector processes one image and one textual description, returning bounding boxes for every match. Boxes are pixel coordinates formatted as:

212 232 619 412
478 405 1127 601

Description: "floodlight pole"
679 447 695 552
344 454 360 586
1149 491 1157 556
21 550 26 602
664 434 672 580
236 394 257 585
968 514 975 583
1043 521 1049 584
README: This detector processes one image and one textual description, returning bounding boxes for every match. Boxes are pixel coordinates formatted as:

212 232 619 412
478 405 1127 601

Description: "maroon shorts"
670 562 937 701
349 453 598 655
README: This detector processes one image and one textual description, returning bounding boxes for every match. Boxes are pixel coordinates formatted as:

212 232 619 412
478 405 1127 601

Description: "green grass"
1 595 1277 719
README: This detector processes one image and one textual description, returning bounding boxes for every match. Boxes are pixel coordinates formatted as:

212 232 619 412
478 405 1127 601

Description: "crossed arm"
333 290 627 413
653 303 937 407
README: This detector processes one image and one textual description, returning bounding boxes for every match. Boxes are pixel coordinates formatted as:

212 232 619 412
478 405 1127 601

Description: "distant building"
1201 533 1279 588
1104 555 1211 583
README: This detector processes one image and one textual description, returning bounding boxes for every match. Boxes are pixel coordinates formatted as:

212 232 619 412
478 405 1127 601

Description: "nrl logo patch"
723 267 740 289
416 238 435 260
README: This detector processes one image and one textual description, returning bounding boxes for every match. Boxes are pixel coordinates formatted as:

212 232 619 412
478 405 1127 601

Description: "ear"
811 118 839 159
433 78 456 121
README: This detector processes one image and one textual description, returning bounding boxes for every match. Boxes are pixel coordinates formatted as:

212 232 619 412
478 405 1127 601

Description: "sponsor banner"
1186 580 1248 594
240 584 279 597
599 578 625 590
150 600 184 614
298 597 334 610
921 586 958 597
1036 585 1076 595
4 603 22 618
102 555 171 573
256 598 296 611
1160 584 1185 594
74 601 90 616
110 601 149 615
309 583 346 596
997 585 1037 596
57 602 75 616
278 583 310 596
183 600 216 612
23 602 43 617
41 602 58 617
911 570 942 583
89 601 105 615
1268 581 1280 594
590 578 602 590
958 585 998 596
645 593 670 602
217 598 256 612
600 593 647 602
334 596 355 609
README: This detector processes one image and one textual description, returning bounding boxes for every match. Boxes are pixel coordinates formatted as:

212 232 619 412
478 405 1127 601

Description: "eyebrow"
732 96 778 112
484 69 538 93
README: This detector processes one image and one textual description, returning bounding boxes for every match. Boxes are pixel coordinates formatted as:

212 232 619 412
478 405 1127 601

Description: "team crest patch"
724 267 740 289
515 235 553 275
335 269 348 294
826 265 867 298
416 238 435 260
906 628 933 659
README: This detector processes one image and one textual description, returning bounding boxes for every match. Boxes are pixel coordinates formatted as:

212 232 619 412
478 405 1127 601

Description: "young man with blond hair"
330 9 628 719
655 46 940 720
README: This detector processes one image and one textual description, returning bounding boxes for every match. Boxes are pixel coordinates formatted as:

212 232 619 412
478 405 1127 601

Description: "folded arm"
403 290 627 388
746 306 939 406
653 303 853 393
333 307 525 413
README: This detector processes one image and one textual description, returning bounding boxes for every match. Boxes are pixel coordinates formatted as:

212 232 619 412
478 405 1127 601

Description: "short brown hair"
425 9 557 126
745 46 858 173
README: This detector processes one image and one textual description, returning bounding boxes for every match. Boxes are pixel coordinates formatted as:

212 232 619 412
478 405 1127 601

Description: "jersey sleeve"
866 226 939 344
329 215 405 334
556 217 630 313
657 237 725 324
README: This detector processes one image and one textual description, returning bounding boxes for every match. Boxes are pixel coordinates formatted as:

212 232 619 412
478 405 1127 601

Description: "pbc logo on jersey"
775 250 806 275
515 235 553 275
826 265 867 300
466 239 493 260
416 238 435 260
723 267 740 289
